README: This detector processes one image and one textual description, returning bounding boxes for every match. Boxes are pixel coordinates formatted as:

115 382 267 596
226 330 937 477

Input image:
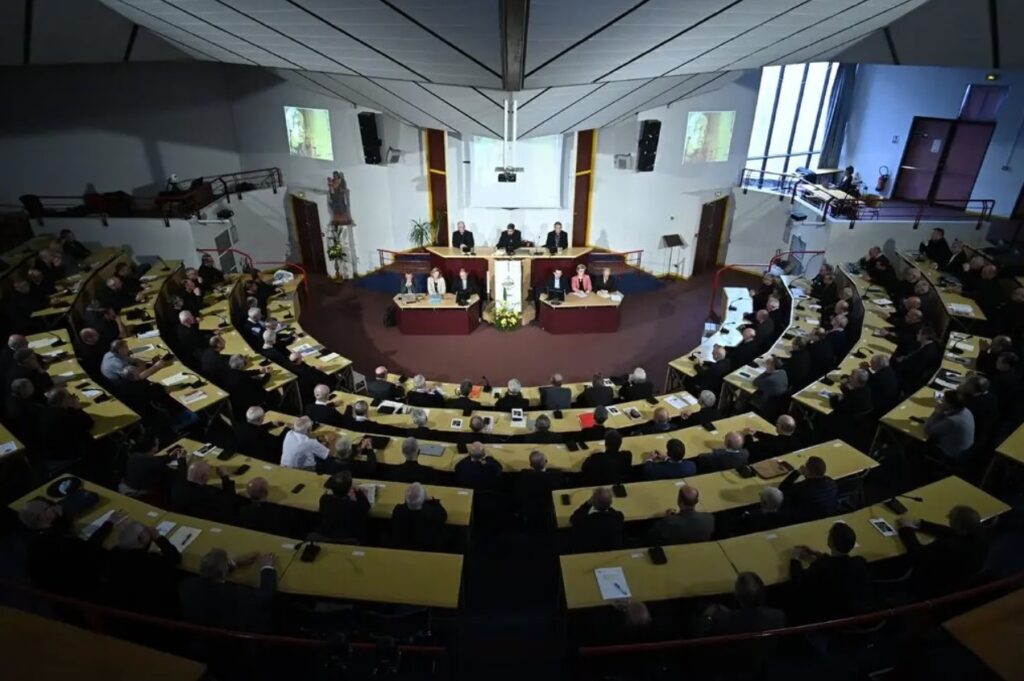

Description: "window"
747 62 839 179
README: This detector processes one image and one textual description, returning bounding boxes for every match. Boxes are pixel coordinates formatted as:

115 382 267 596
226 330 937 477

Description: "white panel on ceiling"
385 0 503 76
477 88 548 109
130 27 195 61
513 84 604 134
605 71 735 127
571 75 698 129
33 0 134 64
0 0 25 65
525 0 744 88
888 0 989 68
525 79 655 137
526 0 644 74
330 74 452 131
418 84 507 136
378 80 500 137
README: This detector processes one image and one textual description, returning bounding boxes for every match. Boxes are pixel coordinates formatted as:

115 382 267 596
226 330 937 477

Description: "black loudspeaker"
358 112 383 165
636 120 661 172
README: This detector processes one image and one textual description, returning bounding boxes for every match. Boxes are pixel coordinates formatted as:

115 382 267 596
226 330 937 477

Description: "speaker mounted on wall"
358 112 383 165
636 120 661 173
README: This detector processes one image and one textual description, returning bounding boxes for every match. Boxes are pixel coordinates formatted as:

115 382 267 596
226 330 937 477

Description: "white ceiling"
13 0 1008 138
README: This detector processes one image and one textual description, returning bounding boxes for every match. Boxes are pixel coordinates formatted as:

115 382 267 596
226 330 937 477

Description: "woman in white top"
427 267 447 295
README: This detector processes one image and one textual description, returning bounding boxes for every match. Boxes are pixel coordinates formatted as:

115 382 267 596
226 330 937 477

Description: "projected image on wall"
284 106 334 160
682 111 736 164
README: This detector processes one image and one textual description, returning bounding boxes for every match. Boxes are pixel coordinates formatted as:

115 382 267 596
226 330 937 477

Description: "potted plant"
493 302 522 331
326 224 348 281
409 211 445 248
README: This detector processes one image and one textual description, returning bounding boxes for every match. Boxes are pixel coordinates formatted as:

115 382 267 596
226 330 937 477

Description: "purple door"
892 118 952 201
934 122 994 208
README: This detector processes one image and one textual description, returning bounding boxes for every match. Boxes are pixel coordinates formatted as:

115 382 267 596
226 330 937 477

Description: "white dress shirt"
427 276 447 295
281 430 329 470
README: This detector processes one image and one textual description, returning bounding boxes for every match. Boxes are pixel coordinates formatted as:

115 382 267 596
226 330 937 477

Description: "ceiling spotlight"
985 73 999 81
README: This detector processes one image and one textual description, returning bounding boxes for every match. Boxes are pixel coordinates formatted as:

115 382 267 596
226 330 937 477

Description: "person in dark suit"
896 505 989 598
495 378 529 411
96 276 135 312
544 268 569 299
569 487 624 552
750 310 776 351
317 470 370 542
403 375 446 408
825 314 850 358
399 271 420 295
105 521 181 616
452 268 478 299
454 442 503 491
619 367 654 402
5 278 41 332
170 460 240 524
960 374 999 452
540 373 572 409
531 414 563 444
175 311 212 362
779 455 838 522
744 415 802 463
497 223 523 252
642 407 676 435
807 328 837 376
648 484 715 545
726 328 760 370
578 374 614 408
789 522 869 622
544 221 569 252
460 415 494 446
681 390 722 427
389 437 441 484
866 354 900 414
367 365 404 402
640 438 696 480
5 348 54 398
580 406 610 442
390 483 449 551
593 267 617 293
58 228 91 262
451 221 475 252
828 368 873 418
515 450 564 529
695 432 749 474
920 227 952 265
689 345 732 396
223 354 270 418
235 407 284 463
239 477 296 538
198 253 225 287
200 336 230 381
893 326 941 391
36 388 95 455
580 431 632 485
446 379 480 411
782 337 812 390
732 486 788 535
699 571 786 639
303 382 348 426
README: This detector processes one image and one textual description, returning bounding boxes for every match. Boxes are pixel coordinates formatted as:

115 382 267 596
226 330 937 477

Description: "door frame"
692 196 728 277
289 194 328 276
892 116 995 205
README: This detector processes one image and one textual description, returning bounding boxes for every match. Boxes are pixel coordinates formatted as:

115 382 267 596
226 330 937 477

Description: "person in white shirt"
281 416 336 470
427 268 447 295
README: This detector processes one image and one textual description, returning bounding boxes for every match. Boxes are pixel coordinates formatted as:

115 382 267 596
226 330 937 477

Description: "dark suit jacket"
451 230 475 251
898 521 988 597
170 474 239 524
388 460 441 485
367 378 403 402
37 406 95 453
303 402 346 428
829 384 873 417
239 501 296 538
446 395 481 411
580 450 632 486
223 369 267 413
779 472 838 521
200 348 229 380
544 230 568 251
179 568 276 635
176 324 211 359
744 432 802 463
578 385 614 408
452 276 478 296
894 341 942 390
570 504 624 552
390 501 448 551
454 456 503 490
808 339 837 375
868 366 900 413
923 237 952 265
318 491 370 541
593 275 617 292
619 381 654 402
790 553 869 620
540 386 572 409
695 448 749 473
495 393 529 411
497 229 523 251
693 357 732 395
406 391 446 408
106 538 181 615
234 422 283 463
783 349 813 389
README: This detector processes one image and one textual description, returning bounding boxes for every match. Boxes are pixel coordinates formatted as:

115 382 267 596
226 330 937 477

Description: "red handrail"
579 568 1024 657
706 263 769 319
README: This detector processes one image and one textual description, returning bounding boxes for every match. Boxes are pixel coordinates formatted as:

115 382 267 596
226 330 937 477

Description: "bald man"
648 484 715 545
366 365 404 402
169 460 239 524
694 431 749 473
106 520 182 615
743 414 803 462
238 477 295 537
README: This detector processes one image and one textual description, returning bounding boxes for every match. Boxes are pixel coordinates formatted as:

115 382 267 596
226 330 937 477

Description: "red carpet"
299 270 758 388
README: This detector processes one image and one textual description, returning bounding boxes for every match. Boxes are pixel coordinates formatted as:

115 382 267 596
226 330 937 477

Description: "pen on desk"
613 582 627 596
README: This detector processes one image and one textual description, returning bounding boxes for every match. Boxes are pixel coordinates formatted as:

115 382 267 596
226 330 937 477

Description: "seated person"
390 437 441 484
619 367 654 401
643 407 676 434
198 253 225 287
405 374 445 408
497 223 522 253
779 455 838 521
571 263 592 293
304 384 346 427
451 221 474 252
366 365 405 402
733 486 788 535
544 221 569 253
580 405 610 441
832 165 859 196
697 572 786 667
452 268 477 299
790 522 869 622
235 406 284 464
170 460 238 524
280 416 338 471
580 431 631 485
569 487 624 552
578 374 614 408
37 387 95 454
923 390 975 461
695 432 749 473
920 227 952 265
426 267 447 295
539 373 571 409
446 379 480 410
540 267 568 302
389 482 448 551
648 484 715 545
680 390 722 426
640 438 695 480
399 271 420 295
515 450 564 528
593 267 616 293
317 470 370 543
239 478 297 538
744 414 802 462
896 505 988 598
495 378 529 411
454 442 503 491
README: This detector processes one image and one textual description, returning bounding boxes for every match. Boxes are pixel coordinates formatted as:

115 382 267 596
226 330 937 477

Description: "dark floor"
299 270 757 386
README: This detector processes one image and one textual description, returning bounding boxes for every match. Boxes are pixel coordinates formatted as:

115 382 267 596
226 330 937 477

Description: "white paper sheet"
168 526 202 552
595 567 632 600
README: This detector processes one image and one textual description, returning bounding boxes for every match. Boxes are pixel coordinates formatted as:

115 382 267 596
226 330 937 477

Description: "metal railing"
196 247 311 304
17 167 282 227
739 168 804 196
706 250 825 319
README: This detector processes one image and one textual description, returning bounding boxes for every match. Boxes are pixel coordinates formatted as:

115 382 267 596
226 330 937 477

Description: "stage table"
426 246 592 290
394 293 481 335
537 291 622 333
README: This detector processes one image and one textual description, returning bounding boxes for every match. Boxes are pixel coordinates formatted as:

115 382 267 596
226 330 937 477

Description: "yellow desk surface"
996 423 1024 466
279 541 463 608
328 388 701 437
899 252 987 322
426 246 592 260
125 336 229 413
220 329 296 392
879 333 984 441
388 373 589 409
40 353 140 439
943 587 1024 681
538 291 622 309
552 439 877 527
0 604 207 681
718 476 1010 586
0 422 25 461
561 541 738 609
162 438 475 526
394 292 481 309
668 286 752 379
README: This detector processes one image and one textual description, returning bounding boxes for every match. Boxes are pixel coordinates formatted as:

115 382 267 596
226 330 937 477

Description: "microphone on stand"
482 375 492 393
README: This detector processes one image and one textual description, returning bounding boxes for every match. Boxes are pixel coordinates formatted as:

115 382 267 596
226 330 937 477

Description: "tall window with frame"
746 62 839 184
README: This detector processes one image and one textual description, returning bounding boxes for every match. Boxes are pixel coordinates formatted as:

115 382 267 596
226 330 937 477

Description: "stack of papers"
320 352 341 362
948 303 974 315
28 337 58 349
595 567 632 600
182 390 207 405
161 373 192 387
664 393 697 410
357 483 378 505
82 389 105 399
168 526 202 552
137 329 161 340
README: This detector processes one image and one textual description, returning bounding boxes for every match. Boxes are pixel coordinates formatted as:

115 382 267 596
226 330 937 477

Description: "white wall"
40 215 198 263
0 63 242 204
445 134 577 246
225 68 430 275
589 71 760 277
842 64 1024 216
196 187 294 267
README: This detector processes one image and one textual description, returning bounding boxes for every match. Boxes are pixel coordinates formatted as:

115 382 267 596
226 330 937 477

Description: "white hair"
228 354 246 370
631 367 647 382
335 434 352 455
507 378 522 394
405 482 426 511
313 384 331 401
413 374 427 390
262 329 276 345
178 310 193 324
411 408 428 427
759 486 784 512
293 416 313 434
246 406 265 424
699 390 716 407
248 308 262 320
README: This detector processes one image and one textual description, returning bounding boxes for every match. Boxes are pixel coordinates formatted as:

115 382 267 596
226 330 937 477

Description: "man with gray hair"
496 378 529 411
389 482 448 550
408 407 431 437
391 436 440 483
107 519 182 615
532 413 562 444
744 413 802 462
101 338 169 384
540 372 572 409
179 547 277 635
234 405 284 463
223 353 271 418
695 432 749 473
866 352 900 413
259 328 291 367
620 367 654 402
454 441 502 490
829 367 873 417
281 415 337 471
407 374 445 408
304 383 345 427
516 450 564 523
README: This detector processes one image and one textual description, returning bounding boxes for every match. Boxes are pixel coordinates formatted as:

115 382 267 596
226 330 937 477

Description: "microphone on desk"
482 375 492 393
